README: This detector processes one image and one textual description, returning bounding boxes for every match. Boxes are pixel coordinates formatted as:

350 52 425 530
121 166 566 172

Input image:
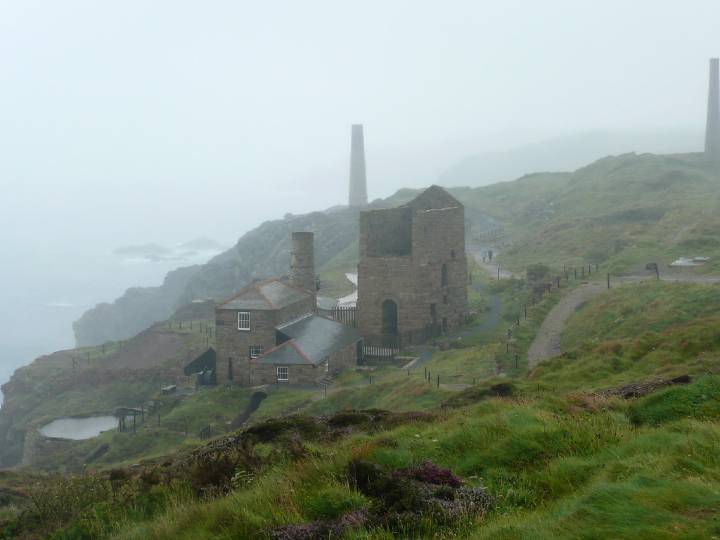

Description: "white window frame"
249 345 264 359
238 311 250 331
276 366 289 381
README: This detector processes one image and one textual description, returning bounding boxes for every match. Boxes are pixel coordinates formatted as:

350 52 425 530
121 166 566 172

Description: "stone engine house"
214 232 362 386
357 185 467 344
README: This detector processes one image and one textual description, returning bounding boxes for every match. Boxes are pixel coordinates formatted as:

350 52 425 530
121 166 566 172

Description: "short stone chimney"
289 232 316 293
706 58 720 162
349 124 368 207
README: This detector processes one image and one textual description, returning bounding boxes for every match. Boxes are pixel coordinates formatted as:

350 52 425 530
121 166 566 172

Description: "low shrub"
301 485 367 521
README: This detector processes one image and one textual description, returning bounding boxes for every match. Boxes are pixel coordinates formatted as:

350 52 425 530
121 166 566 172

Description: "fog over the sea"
0 0 717 386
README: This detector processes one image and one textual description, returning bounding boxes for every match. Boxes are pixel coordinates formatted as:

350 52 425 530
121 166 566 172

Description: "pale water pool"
39 416 118 440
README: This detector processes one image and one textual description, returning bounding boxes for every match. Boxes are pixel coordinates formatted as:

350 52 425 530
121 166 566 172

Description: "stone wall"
252 361 324 386
361 207 412 257
328 340 360 374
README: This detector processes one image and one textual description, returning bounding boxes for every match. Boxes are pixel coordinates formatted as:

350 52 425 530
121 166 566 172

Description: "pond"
39 415 118 440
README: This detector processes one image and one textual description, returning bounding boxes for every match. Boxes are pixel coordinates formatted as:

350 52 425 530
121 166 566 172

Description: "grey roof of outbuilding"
218 278 312 310
257 315 362 366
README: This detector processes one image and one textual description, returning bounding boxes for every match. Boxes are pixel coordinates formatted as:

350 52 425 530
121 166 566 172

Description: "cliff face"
73 265 202 347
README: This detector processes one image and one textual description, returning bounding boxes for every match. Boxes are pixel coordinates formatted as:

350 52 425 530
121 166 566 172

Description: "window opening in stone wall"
228 358 234 380
277 366 288 381
430 303 437 323
238 311 250 330
249 345 264 359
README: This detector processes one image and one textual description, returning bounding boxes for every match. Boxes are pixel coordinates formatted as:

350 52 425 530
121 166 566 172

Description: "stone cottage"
214 232 362 386
357 185 467 345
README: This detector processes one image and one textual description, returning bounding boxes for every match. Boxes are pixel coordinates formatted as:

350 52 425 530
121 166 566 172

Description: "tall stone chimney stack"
289 232 316 294
348 124 368 207
706 58 720 162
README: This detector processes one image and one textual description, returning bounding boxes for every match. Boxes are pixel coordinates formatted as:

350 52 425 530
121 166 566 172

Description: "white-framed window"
238 311 250 331
276 366 289 381
249 345 264 359
325 359 329 372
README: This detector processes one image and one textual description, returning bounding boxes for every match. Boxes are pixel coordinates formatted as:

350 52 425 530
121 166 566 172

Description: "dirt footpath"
527 284 605 368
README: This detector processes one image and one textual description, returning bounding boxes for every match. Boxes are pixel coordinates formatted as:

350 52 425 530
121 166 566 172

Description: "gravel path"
527 283 607 368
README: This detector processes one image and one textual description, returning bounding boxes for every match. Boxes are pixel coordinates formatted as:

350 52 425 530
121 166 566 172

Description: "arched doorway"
381 299 398 336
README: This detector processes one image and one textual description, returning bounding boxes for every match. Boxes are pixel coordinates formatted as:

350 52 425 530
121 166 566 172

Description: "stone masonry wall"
362 207 412 257
252 361 324 386
328 340 359 374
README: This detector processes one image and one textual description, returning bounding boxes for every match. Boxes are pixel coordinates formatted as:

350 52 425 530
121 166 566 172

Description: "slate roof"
218 278 312 311
256 315 362 366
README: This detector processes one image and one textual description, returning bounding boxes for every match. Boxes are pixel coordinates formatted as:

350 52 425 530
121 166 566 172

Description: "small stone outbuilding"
252 314 361 385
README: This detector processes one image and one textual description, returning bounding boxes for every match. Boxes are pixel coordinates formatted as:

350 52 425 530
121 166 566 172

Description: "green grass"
563 281 720 350
525 281 720 394
629 375 720 426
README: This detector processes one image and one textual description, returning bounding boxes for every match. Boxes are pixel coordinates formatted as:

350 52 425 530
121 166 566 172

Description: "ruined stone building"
357 186 467 344
213 232 362 386
706 58 720 162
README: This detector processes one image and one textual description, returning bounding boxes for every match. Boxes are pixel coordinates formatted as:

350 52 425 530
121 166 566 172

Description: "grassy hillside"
3 280 720 539
542 281 720 393
6 150 720 537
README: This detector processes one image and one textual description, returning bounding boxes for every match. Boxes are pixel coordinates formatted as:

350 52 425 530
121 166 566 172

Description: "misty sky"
0 0 718 376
